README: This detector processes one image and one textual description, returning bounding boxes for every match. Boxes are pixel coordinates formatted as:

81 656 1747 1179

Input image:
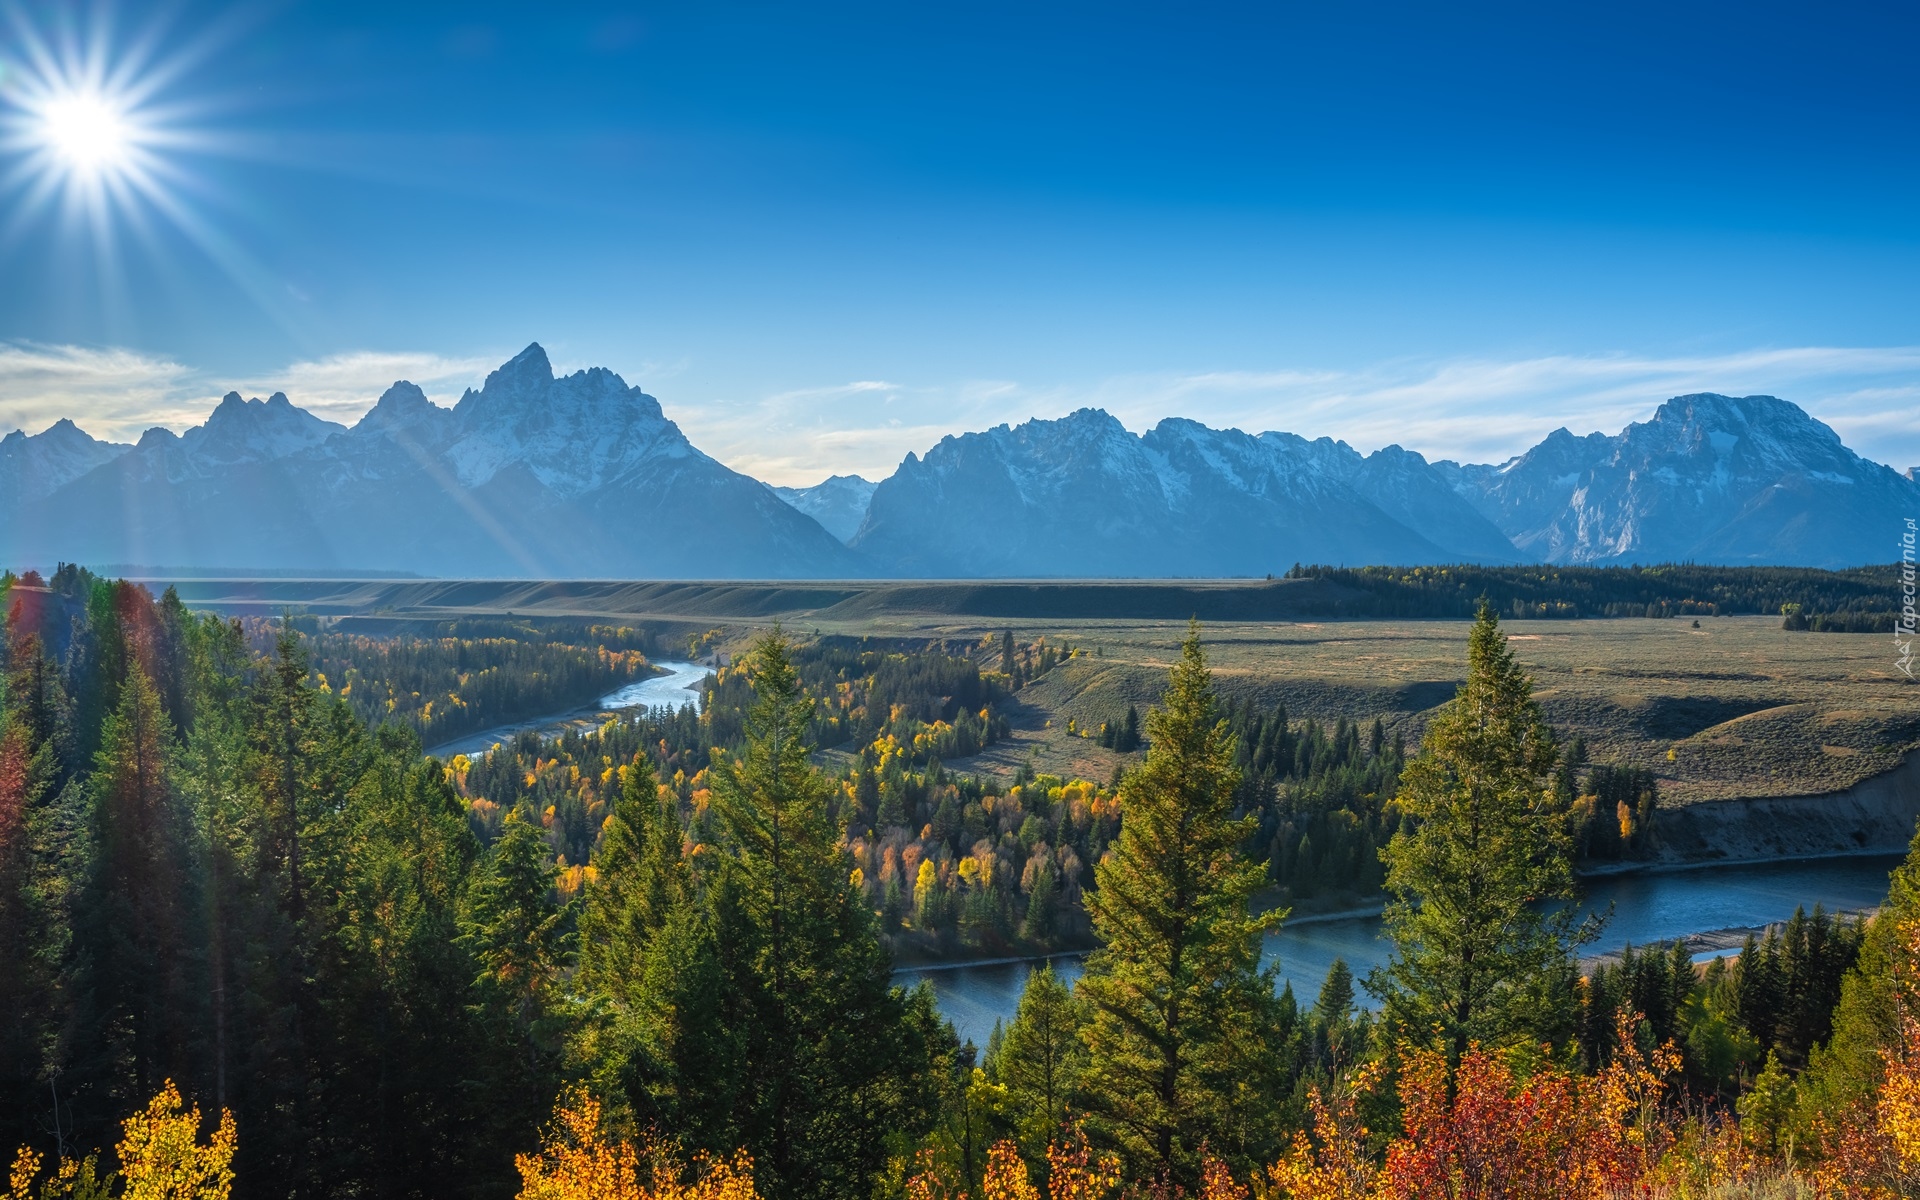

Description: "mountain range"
2 343 1912 577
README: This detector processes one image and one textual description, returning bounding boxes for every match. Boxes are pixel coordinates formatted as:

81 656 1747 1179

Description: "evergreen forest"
4 566 1920 1198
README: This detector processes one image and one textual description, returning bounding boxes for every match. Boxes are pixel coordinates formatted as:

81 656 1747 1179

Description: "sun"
39 90 135 173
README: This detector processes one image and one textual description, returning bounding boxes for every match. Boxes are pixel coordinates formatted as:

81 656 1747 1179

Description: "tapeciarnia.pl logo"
1899 517 1917 680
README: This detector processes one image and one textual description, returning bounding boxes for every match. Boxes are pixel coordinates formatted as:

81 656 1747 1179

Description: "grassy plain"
800 613 1919 806
156 577 1920 805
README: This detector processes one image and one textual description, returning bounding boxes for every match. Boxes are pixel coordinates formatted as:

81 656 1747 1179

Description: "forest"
3 565 1919 1199
255 616 656 749
1284 561 1905 624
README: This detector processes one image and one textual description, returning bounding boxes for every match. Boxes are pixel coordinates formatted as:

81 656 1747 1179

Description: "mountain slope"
852 410 1496 576
7 374 1908 577
1441 394 1919 567
0 418 130 511
6 345 860 578
772 475 877 543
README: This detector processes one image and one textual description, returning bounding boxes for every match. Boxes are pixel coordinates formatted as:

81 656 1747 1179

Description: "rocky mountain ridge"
0 345 858 578
3 358 1909 575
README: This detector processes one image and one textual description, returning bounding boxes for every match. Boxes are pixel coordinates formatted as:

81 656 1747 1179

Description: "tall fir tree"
706 629 919 1200
0 632 64 1150
77 667 205 1122
990 964 1087 1164
1075 622 1291 1186
576 751 741 1154
1369 603 1585 1065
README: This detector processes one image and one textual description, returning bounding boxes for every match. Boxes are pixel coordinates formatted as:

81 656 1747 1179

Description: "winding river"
897 853 1905 1047
421 669 1905 1048
428 659 714 759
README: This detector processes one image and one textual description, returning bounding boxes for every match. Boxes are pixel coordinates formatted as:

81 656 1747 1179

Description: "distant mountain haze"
1434 394 1916 567
1 348 1911 576
1 344 860 578
771 475 878 544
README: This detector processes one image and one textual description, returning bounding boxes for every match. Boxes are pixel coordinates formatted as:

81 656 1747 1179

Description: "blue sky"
0 0 1916 482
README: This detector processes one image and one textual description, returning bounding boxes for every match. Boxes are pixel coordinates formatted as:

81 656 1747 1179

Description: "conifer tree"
0 635 63 1148
461 811 569 1145
78 667 204 1115
1315 959 1355 1025
1369 603 1584 1065
1075 622 1289 1186
994 964 1087 1158
577 752 741 1152
706 629 915 1200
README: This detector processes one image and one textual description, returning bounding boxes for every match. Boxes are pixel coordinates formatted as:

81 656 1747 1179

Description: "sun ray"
0 0 308 341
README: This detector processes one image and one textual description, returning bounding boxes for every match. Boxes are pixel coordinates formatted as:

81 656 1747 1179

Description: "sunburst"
0 3 289 324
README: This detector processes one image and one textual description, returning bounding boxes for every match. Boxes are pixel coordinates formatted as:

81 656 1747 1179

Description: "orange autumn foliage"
906 1132 1124 1200
514 1091 758 1200
1266 1013 1675 1200
1804 920 1920 1199
1263 1065 1382 1200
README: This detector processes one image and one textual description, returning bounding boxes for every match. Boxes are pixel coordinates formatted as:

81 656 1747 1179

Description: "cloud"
685 345 1920 484
6 340 1917 484
227 351 496 425
0 343 497 442
0 343 201 444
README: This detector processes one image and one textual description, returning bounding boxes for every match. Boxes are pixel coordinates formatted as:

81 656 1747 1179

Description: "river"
896 853 1905 1048
427 659 714 759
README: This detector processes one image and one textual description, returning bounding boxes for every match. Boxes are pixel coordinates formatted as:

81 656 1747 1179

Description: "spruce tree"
1315 958 1355 1024
577 752 741 1153
1075 622 1289 1185
1369 603 1585 1064
0 635 64 1150
707 629 917 1200
994 964 1087 1158
77 667 204 1116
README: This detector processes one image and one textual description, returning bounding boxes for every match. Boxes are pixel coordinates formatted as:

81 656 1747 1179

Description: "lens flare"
40 91 133 172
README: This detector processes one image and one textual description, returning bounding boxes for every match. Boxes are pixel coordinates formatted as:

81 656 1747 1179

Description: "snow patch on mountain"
773 475 878 543
444 344 692 497
0 418 131 509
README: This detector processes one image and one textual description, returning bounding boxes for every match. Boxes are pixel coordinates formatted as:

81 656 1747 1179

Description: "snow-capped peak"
443 345 691 495
178 391 344 467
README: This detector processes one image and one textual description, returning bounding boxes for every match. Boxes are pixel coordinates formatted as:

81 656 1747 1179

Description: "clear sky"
1 0 1916 483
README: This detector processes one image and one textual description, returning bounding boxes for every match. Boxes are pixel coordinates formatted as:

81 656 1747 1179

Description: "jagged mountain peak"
1623 392 1848 471
489 341 554 390
184 388 343 467
348 380 456 451
772 474 879 544
1445 391 1917 566
439 348 687 495
3 342 860 578
0 416 132 509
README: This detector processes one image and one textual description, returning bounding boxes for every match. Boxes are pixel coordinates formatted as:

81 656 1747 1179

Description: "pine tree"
0 635 63 1149
1315 959 1355 1024
577 752 741 1153
706 629 917 1200
77 667 204 1117
461 811 568 1130
1075 622 1289 1185
1369 603 1584 1065
995 964 1087 1158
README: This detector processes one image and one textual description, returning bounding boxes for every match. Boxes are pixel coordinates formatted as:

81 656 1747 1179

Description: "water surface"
429 659 713 758
898 854 1902 1048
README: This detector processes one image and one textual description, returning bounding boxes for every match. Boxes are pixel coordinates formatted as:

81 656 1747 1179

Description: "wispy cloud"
0 343 201 444
228 351 497 426
0 343 497 442
684 345 1920 484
